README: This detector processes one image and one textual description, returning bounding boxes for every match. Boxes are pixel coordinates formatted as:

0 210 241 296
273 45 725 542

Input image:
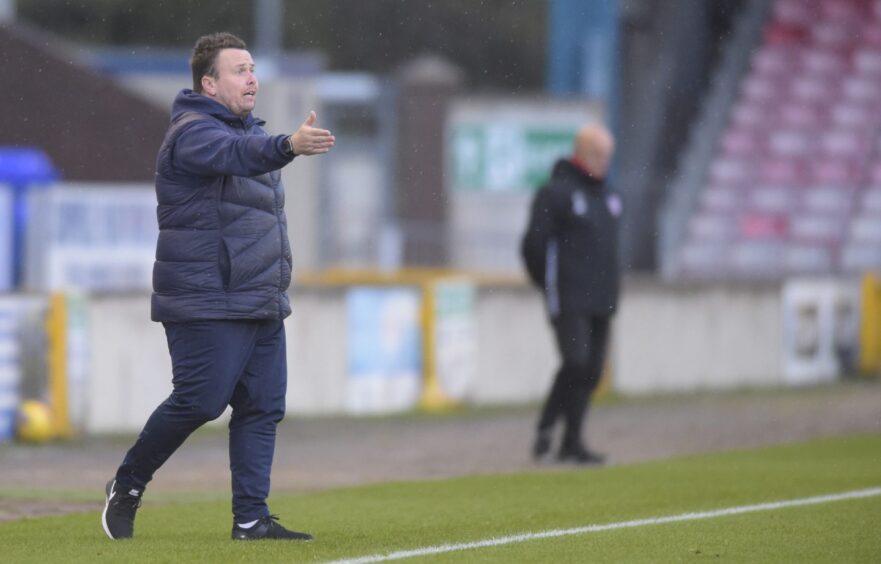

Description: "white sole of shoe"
101 480 115 540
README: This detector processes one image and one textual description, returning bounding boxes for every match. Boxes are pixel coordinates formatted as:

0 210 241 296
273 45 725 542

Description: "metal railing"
658 0 773 279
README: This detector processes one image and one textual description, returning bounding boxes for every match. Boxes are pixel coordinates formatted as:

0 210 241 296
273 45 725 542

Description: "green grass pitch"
2 434 879 563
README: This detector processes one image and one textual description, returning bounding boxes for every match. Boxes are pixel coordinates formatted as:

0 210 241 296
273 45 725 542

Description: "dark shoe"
558 445 606 465
102 478 142 539
231 515 313 541
532 431 553 460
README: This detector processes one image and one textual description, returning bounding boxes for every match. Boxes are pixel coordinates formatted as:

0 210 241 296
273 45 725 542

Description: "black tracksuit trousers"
537 313 611 450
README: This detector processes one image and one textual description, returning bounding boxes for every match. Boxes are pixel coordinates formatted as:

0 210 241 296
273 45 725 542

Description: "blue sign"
346 287 422 413
0 148 59 288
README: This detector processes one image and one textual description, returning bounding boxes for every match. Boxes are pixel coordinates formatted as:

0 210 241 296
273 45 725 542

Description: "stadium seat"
802 187 855 215
679 242 730 276
789 214 847 243
802 48 850 76
785 244 834 273
752 47 799 75
848 214 881 242
730 102 772 128
818 129 870 158
775 0 814 26
742 76 784 103
761 157 804 184
811 22 860 50
830 101 878 128
867 162 881 184
810 158 862 184
749 185 796 213
710 157 754 185
853 48 881 75
729 241 786 276
862 22 881 48
843 76 881 102
765 22 808 45
700 185 742 213
778 104 826 128
790 76 839 103
861 187 881 212
840 242 881 271
820 0 866 22
769 129 814 156
721 128 762 157
689 212 737 241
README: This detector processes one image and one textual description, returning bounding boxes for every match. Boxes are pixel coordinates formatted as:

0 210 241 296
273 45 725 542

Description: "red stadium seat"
739 212 789 240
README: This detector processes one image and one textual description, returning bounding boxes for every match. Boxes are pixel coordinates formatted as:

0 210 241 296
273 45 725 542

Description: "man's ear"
201 75 215 96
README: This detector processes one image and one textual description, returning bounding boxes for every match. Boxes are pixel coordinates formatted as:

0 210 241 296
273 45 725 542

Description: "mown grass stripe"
328 486 881 564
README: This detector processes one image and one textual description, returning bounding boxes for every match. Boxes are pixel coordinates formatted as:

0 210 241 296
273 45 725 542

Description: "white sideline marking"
327 487 881 564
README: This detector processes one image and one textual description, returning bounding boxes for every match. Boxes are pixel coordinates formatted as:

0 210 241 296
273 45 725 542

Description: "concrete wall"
614 278 783 394
87 297 170 433
84 285 556 432
469 285 556 404
78 278 802 432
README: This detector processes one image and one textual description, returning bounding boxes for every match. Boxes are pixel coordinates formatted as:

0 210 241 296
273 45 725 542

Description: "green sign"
449 124 576 192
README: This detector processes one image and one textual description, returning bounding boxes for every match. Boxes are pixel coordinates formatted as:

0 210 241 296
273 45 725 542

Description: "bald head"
574 124 615 179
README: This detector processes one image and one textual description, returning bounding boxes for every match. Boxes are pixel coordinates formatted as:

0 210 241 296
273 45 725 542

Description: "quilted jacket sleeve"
172 119 294 178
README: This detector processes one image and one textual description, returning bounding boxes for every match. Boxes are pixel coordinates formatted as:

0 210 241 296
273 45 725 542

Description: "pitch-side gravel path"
1 380 879 521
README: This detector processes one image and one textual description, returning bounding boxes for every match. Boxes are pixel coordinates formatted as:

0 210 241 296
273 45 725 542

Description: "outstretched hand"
290 111 335 155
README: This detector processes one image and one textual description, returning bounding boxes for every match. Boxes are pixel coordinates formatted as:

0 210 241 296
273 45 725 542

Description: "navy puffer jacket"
151 89 295 322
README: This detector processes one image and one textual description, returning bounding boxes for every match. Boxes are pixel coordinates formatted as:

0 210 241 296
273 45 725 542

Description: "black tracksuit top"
520 158 621 317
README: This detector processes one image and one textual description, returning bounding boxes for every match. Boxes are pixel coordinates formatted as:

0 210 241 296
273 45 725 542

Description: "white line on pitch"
326 486 881 564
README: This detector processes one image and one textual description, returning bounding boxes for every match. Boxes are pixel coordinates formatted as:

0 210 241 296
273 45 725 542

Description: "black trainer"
231 515 313 541
102 479 142 539
532 431 553 461
557 445 606 465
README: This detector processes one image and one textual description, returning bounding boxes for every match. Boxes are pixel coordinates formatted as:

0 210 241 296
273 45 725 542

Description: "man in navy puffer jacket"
102 32 334 542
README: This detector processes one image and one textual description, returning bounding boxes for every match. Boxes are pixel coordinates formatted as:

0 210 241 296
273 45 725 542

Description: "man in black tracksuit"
521 124 620 464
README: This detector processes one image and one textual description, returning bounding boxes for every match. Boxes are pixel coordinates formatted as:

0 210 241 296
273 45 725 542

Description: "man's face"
203 48 258 118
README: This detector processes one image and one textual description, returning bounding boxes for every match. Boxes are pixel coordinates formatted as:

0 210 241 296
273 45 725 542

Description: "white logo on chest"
571 192 588 216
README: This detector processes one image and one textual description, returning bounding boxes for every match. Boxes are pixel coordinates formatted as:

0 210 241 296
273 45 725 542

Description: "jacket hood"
551 158 604 188
170 89 265 127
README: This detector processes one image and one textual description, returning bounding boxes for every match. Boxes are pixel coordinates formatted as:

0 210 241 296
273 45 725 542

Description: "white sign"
447 98 602 193
781 278 860 384
432 278 476 401
24 183 158 292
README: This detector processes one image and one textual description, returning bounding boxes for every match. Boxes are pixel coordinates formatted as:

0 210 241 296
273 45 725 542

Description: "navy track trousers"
115 319 287 522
